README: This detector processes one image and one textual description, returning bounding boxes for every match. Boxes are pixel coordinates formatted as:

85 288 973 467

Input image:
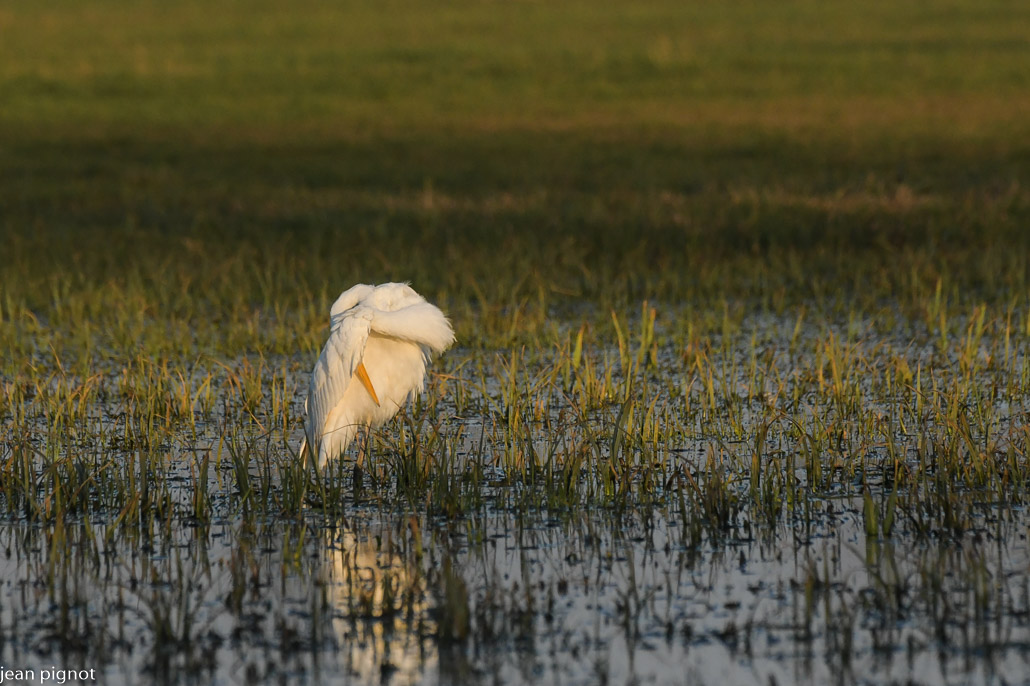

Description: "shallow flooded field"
7 493 1030 686
3 304 1030 685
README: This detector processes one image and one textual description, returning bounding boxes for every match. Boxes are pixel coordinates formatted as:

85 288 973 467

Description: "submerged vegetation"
2 0 1030 683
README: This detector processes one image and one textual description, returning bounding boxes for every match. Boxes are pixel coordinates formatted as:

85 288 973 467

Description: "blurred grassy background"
1 0 1028 351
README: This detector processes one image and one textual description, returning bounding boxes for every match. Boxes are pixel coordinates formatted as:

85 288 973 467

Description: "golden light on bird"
302 283 455 468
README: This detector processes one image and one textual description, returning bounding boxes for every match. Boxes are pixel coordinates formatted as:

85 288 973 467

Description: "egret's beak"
355 361 381 406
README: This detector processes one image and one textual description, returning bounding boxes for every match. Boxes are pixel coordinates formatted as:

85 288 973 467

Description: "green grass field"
2 1 1030 683
3 0 1028 353
3 0 1027 311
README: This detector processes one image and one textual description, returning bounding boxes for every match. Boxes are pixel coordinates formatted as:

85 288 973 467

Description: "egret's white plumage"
303 282 454 467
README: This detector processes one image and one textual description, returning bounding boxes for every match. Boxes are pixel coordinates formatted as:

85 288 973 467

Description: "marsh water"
3 485 1029 685
3 310 1030 686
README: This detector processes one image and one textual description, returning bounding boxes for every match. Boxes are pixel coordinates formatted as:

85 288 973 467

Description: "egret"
301 282 455 468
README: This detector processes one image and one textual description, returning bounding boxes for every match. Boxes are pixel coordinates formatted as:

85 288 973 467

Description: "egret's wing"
305 308 373 451
367 302 455 354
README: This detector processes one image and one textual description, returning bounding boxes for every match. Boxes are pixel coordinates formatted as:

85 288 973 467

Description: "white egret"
301 282 455 468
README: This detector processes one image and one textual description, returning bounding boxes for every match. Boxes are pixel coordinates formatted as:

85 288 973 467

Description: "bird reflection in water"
319 518 433 683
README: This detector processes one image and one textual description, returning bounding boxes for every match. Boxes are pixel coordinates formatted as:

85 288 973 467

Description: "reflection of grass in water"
1 0 1030 682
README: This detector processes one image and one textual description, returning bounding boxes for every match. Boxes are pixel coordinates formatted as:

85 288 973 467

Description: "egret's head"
329 283 375 320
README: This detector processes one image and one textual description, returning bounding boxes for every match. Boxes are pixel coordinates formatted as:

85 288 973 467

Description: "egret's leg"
353 426 371 495
356 425 372 469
